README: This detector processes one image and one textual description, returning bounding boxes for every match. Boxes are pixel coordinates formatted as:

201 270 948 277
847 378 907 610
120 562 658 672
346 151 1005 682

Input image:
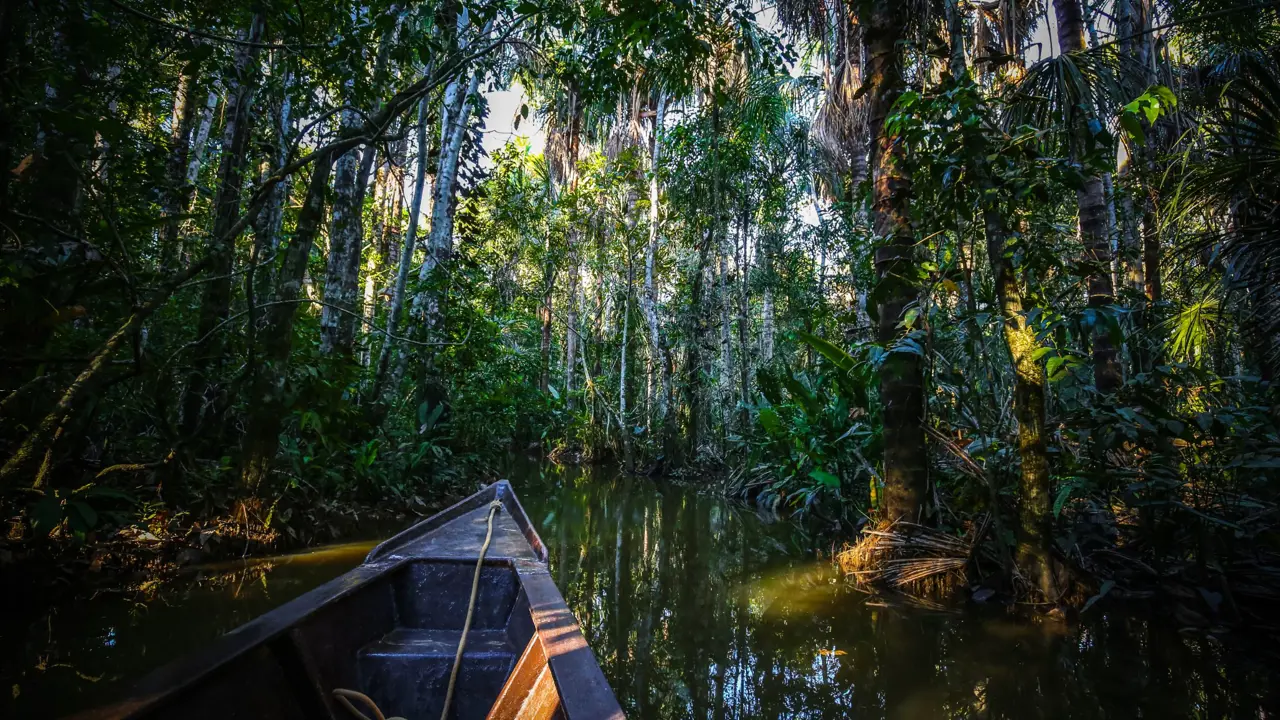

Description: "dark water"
5 463 1278 718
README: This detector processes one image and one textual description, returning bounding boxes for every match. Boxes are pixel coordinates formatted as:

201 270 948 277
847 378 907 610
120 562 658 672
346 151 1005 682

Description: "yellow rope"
333 499 504 720
440 499 503 720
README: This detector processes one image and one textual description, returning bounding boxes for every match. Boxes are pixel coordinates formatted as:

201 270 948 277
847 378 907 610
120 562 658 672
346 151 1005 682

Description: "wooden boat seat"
359 628 518 720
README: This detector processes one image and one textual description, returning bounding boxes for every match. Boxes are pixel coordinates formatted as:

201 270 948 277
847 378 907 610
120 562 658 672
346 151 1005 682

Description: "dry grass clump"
837 521 974 593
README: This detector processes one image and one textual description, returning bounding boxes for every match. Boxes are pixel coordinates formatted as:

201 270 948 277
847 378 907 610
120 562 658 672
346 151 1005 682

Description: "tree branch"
105 0 322 50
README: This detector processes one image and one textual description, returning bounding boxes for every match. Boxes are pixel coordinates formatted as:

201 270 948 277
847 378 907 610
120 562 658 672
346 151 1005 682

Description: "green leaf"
796 331 854 371
1053 479 1082 517
1047 356 1066 381
757 406 782 435
901 307 921 330
809 468 841 488
1119 113 1145 146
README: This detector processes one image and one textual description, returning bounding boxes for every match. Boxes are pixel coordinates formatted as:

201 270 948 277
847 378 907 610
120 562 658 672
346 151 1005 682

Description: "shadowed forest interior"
3 0 1280 717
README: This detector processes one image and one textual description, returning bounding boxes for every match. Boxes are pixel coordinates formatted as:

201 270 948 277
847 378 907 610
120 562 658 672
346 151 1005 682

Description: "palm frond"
1005 45 1127 142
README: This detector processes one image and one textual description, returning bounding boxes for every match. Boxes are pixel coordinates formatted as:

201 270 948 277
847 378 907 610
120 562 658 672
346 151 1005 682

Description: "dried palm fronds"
837 520 975 591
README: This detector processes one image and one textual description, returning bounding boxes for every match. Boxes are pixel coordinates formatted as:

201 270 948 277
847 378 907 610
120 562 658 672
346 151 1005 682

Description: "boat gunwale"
64 482 620 720
366 480 549 564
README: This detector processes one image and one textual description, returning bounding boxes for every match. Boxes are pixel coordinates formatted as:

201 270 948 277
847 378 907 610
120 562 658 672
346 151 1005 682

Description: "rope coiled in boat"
333 499 504 720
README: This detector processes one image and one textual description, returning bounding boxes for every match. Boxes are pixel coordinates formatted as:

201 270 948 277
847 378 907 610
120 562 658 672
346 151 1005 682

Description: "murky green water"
5 463 1278 718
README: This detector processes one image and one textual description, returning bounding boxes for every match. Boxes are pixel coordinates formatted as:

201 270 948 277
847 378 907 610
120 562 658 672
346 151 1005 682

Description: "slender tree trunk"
564 273 584 413
686 96 723 456
735 204 752 428
563 88 584 408
866 0 927 522
643 92 672 436
415 68 481 340
181 15 264 438
173 87 219 265
1143 205 1161 306
320 99 364 358
1119 0 1158 373
248 70 293 299
1053 0 1122 394
185 90 218 189
539 242 556 393
245 69 294 380
619 252 634 471
686 226 713 456
321 15 401 359
160 66 197 270
945 0 967 78
761 284 774 362
984 205 1059 598
718 214 734 436
372 95 431 400
240 156 333 491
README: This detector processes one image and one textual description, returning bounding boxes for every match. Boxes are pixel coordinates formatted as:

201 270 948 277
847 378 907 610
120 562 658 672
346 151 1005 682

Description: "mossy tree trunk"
865 0 927 522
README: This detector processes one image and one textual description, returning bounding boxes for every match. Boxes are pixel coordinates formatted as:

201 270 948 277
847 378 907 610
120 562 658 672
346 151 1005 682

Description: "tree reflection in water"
517 462 1279 719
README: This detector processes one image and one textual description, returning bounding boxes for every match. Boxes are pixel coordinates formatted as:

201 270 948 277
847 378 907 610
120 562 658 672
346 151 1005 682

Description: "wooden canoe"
70 481 624 720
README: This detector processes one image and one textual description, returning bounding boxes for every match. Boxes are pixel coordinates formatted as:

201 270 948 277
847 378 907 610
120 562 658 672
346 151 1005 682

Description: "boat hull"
69 482 623 720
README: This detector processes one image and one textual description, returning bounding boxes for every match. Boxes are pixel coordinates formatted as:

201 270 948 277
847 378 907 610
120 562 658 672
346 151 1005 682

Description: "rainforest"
2 0 1280 717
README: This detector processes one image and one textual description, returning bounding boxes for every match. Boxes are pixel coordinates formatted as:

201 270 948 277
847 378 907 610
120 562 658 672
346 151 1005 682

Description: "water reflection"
2 543 381 718
515 463 1280 720
5 464 1279 719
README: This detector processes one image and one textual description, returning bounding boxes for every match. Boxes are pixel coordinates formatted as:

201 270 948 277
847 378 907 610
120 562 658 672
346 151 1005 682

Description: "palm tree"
865 0 928 522
1171 53 1280 401
1049 0 1124 394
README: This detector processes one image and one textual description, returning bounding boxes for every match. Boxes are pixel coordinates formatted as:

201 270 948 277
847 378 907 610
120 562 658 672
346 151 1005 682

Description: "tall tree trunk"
1053 0 1122 394
404 66 481 405
684 95 723 458
539 241 556 393
184 88 218 192
761 278 774 362
160 65 197 270
563 84 584 408
643 92 672 437
181 15 264 439
735 204 752 429
945 0 968 79
619 252 634 471
169 87 219 267
319 99 364 358
320 14 400 359
371 95 431 400
245 69 294 379
984 205 1060 598
1143 205 1161 307
239 156 333 491
414 68 481 341
1118 0 1158 373
866 0 927 522
685 227 713 457
718 213 734 437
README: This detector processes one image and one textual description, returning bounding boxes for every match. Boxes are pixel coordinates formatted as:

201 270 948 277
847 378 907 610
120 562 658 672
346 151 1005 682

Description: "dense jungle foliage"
2 0 1280 612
